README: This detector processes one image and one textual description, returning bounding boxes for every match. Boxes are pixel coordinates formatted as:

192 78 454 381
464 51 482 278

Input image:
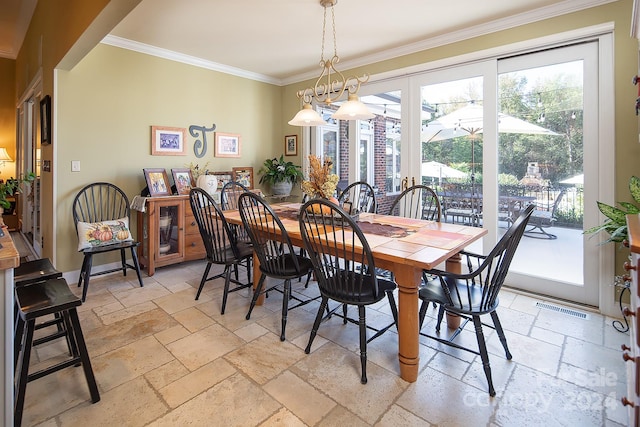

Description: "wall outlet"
71 160 80 172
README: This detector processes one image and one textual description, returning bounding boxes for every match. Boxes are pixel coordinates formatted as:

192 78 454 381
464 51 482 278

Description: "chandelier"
288 0 374 126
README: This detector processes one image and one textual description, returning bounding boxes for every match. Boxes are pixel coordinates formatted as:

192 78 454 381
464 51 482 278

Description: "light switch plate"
71 160 80 172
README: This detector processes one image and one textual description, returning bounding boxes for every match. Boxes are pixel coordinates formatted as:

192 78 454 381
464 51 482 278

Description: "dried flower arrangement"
301 155 339 199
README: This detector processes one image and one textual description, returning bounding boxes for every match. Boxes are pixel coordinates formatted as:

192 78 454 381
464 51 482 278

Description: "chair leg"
61 311 80 363
13 316 24 372
342 304 348 324
81 254 94 303
490 311 512 360
14 318 35 427
220 265 233 315
418 300 428 330
68 308 100 403
78 255 89 288
130 247 144 287
280 279 291 341
305 297 328 354
245 274 267 320
358 305 368 384
119 248 127 276
195 262 212 300
435 305 445 332
472 315 495 396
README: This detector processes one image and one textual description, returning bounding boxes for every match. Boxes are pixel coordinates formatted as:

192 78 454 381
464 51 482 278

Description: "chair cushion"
419 276 498 315
77 217 134 250
323 271 395 305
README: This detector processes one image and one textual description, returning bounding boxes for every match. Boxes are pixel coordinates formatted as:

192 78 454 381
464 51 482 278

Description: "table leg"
393 266 421 383
445 252 462 329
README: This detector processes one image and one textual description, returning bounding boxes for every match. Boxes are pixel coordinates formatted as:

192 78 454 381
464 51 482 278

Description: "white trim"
369 23 615 85
100 35 281 86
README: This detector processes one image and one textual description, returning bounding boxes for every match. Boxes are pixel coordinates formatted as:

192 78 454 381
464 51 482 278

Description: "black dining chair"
418 204 534 396
72 182 144 302
220 180 253 279
387 184 441 221
238 192 317 341
338 181 377 214
299 198 398 384
189 187 253 314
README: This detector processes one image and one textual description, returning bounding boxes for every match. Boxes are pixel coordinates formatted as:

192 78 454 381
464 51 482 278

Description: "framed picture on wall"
232 167 254 189
171 168 194 195
151 126 187 156
214 132 241 158
40 95 51 145
284 135 297 156
143 168 171 197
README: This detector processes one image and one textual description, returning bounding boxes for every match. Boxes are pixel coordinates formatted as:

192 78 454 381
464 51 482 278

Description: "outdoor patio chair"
525 189 566 239
299 198 398 384
418 204 533 396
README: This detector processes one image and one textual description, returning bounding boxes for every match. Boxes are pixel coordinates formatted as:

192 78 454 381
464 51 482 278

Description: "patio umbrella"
560 173 583 185
424 103 559 225
421 161 467 179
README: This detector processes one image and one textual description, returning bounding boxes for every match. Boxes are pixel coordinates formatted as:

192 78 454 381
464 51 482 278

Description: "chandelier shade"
288 103 327 126
289 0 373 127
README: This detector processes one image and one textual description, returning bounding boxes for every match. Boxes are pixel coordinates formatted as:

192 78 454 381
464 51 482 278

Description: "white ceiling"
2 0 618 85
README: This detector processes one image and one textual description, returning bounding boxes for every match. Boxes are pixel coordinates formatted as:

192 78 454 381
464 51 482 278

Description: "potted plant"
258 155 303 196
584 175 640 245
0 172 36 213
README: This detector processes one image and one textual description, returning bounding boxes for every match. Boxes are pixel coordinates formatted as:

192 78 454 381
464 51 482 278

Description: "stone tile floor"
20 260 629 426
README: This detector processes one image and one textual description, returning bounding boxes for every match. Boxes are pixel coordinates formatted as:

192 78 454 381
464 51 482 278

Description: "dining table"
223 202 487 383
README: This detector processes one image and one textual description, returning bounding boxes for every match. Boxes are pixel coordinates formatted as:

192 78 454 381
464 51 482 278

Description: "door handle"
411 176 416 187
402 177 408 191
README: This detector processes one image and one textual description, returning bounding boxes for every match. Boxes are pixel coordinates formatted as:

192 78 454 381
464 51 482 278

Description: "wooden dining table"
223 202 487 383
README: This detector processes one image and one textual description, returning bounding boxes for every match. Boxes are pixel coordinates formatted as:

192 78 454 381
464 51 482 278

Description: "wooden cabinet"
2 195 18 231
623 214 640 426
137 195 205 276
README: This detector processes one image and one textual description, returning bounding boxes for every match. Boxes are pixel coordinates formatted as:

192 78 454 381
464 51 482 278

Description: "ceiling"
1 0 615 85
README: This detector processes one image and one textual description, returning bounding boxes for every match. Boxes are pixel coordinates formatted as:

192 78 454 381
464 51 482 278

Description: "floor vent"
535 302 589 320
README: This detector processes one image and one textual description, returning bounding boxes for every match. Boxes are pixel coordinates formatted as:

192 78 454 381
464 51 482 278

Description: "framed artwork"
284 134 297 156
171 168 194 195
210 171 233 191
214 132 241 158
143 168 171 197
232 167 254 189
40 95 51 145
151 126 187 156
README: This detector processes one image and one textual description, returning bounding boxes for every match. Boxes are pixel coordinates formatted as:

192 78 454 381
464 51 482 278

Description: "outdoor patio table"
223 202 487 383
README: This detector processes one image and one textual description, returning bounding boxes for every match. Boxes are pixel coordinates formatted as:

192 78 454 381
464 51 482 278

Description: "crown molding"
100 35 283 86
102 0 616 87
281 0 617 85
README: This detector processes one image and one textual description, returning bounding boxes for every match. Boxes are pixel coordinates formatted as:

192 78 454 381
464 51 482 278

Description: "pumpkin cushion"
77 217 133 251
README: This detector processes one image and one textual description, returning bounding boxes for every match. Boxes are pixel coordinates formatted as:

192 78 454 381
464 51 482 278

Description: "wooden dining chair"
418 204 534 396
299 198 398 384
338 181 377 214
189 187 253 314
238 192 317 341
72 182 143 302
387 184 441 221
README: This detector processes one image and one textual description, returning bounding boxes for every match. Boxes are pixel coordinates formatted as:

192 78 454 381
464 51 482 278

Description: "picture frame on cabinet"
151 126 187 156
232 167 254 189
143 168 172 197
171 168 194 195
210 171 233 191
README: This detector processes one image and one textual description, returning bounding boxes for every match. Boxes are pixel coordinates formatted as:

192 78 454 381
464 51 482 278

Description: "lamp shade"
288 103 327 126
0 148 13 162
331 94 375 120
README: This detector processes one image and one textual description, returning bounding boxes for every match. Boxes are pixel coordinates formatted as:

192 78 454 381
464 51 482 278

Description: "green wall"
56 44 282 272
